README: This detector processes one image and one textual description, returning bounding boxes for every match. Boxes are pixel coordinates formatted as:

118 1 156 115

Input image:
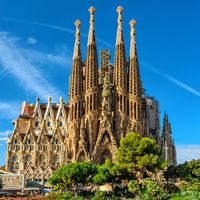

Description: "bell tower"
70 20 83 121
114 6 128 140
84 7 99 153
128 19 142 134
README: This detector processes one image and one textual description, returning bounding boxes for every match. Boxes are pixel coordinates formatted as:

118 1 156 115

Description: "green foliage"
47 131 200 199
166 163 192 181
187 159 200 179
91 191 108 200
92 159 113 185
170 191 200 200
141 178 168 200
49 162 97 190
91 191 118 200
47 191 84 200
92 158 132 185
180 180 200 192
117 132 166 174
166 159 200 182
128 180 141 195
47 191 59 200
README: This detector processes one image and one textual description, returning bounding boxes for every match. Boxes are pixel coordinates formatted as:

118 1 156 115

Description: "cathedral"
5 6 176 185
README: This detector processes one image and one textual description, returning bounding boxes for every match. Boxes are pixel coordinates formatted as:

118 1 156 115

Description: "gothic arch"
34 167 44 180
36 153 47 169
51 154 60 169
10 154 19 172
24 154 32 169
93 130 114 164
76 149 88 162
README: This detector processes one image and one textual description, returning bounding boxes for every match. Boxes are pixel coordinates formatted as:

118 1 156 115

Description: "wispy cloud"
177 144 200 164
4 18 114 48
0 32 65 101
141 61 200 97
27 37 37 45
0 102 20 119
0 130 11 141
0 137 8 141
0 130 11 136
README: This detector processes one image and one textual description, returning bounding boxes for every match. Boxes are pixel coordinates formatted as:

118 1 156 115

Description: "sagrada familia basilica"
5 6 176 185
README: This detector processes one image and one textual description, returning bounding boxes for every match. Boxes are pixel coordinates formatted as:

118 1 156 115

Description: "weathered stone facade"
6 6 176 184
161 112 177 166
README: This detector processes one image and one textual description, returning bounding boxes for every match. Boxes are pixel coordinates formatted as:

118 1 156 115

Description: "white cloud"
27 37 37 44
4 18 114 48
0 102 20 119
141 61 200 97
0 130 11 141
47 54 69 66
0 137 8 141
176 144 200 164
0 32 65 101
0 130 11 136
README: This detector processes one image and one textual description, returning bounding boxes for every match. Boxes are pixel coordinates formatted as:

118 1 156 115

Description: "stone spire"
161 112 177 166
70 19 83 120
88 7 96 45
128 19 143 133
73 20 81 60
84 7 99 154
128 19 141 96
129 19 136 59
85 6 98 112
114 6 126 90
116 6 124 45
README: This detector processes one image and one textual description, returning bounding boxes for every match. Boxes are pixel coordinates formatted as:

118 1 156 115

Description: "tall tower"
128 20 142 134
85 7 99 153
70 20 83 120
68 20 83 161
114 6 127 140
161 112 177 166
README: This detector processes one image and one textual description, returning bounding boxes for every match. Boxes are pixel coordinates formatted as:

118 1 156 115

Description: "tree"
92 158 132 185
187 159 200 179
128 180 141 197
141 178 168 200
166 159 200 182
117 132 166 178
49 162 97 190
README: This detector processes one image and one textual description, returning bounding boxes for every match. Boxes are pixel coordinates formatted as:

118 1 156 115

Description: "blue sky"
0 0 200 165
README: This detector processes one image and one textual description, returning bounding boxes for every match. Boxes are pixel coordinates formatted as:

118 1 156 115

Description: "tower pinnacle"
117 6 123 24
130 19 136 59
116 6 124 45
73 20 81 60
89 6 95 26
88 6 96 45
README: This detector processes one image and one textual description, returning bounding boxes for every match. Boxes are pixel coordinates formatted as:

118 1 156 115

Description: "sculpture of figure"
102 74 111 116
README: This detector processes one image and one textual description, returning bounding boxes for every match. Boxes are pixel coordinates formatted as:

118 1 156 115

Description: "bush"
92 191 108 200
91 191 119 200
128 180 141 195
47 192 60 200
47 191 84 200
170 191 200 200
142 178 168 200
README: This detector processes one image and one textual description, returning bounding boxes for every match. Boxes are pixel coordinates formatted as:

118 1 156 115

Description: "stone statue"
102 75 111 116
